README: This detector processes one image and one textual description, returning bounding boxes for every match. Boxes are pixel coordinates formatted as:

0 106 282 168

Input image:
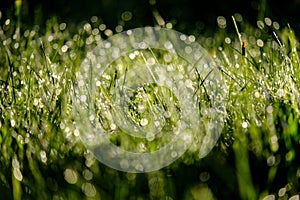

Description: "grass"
0 5 300 200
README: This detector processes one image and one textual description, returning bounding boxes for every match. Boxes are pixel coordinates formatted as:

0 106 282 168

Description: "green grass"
0 7 300 200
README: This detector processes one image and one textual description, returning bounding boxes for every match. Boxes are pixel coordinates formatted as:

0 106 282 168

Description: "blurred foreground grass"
0 6 300 200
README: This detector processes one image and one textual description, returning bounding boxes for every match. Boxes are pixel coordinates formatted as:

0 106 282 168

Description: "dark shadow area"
1 0 300 33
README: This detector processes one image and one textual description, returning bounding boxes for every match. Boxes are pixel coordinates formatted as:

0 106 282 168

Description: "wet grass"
0 8 300 200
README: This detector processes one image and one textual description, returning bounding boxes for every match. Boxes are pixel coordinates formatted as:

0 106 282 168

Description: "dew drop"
164 41 173 49
277 89 284 97
59 23 67 30
270 135 278 144
120 159 130 170
264 17 272 26
33 98 39 106
180 34 186 41
99 24 106 31
225 37 231 44
83 169 93 181
121 11 132 21
146 133 155 141
90 16 98 23
74 129 80 137
14 42 19 49
115 25 123 32
96 80 100 86
266 105 273 114
64 169 78 184
163 53 172 62
267 155 276 166
167 65 174 71
166 22 172 29
5 19 10 25
263 195 275 200
135 163 144 172
11 119 16 127
164 111 171 118
89 115 95 121
217 16 227 28
278 187 286 197
188 35 195 42
147 57 156 65
81 95 87 102
242 121 248 128
154 121 160 127
185 79 193 88
257 39 264 47
12 157 20 169
199 171 210 182
129 53 135 59
184 46 192 54
140 118 148 126
61 45 68 53
289 195 300 200
13 168 23 181
81 182 96 197
40 150 47 163
254 91 260 98
171 151 178 158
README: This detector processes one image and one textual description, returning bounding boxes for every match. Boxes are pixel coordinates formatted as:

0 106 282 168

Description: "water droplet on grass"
289 195 300 200
199 171 210 182
171 151 178 158
121 11 132 21
61 45 68 52
83 169 93 181
40 150 47 163
242 121 248 128
89 115 95 121
59 23 66 31
74 129 80 137
266 105 273 114
217 16 227 28
277 89 285 97
184 46 192 54
179 34 187 41
120 159 130 170
83 23 91 32
278 187 286 197
140 118 148 126
5 19 10 26
11 119 16 127
64 169 78 184
80 95 87 102
267 155 276 166
254 91 260 98
257 39 264 47
146 133 155 141
14 42 19 49
12 157 20 169
99 24 106 31
135 163 144 172
263 195 275 200
185 79 193 89
13 168 23 181
104 29 113 37
264 17 272 26
90 16 98 23
81 182 96 197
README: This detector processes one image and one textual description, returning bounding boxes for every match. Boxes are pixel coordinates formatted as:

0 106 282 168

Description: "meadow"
0 2 300 200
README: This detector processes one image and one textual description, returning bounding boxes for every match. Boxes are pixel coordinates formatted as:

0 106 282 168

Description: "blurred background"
1 0 300 34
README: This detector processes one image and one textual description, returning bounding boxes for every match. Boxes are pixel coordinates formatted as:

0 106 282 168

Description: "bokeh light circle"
73 27 226 172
